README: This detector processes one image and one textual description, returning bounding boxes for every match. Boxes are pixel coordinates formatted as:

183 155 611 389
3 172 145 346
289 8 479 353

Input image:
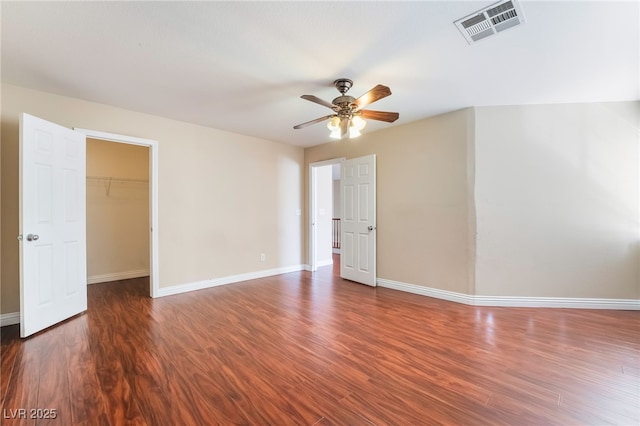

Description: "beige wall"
2 83 635 316
86 139 150 280
306 101 639 301
474 102 640 299
305 108 476 295
1 84 304 314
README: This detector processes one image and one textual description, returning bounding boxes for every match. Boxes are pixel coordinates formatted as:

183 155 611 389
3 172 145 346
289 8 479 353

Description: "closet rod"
86 175 149 184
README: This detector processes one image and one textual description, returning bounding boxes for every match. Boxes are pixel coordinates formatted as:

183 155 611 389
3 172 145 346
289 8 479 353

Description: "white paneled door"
19 113 87 337
340 154 376 286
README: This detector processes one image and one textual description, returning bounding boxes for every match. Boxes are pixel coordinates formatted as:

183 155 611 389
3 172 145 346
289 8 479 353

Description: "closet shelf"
86 176 149 196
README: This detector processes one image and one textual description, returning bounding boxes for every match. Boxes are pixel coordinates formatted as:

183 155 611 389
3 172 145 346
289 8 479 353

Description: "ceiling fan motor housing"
332 95 356 109
333 78 353 94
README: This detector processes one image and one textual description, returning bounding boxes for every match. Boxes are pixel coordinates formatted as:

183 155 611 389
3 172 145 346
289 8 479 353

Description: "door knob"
26 234 39 241
367 226 376 231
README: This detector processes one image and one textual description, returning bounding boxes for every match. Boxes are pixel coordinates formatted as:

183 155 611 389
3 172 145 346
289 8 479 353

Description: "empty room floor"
1 261 639 425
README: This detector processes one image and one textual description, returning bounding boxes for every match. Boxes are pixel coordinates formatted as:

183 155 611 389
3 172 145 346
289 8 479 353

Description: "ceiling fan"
293 79 399 139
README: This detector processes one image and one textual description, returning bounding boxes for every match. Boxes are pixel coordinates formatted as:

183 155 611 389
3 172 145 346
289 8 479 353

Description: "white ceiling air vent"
454 0 526 44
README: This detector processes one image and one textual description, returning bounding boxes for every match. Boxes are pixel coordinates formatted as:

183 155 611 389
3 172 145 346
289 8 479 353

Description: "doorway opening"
86 138 150 289
75 128 159 297
309 158 344 272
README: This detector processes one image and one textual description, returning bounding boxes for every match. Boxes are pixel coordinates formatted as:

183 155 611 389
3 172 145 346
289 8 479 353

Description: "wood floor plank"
1 258 638 425
32 324 72 426
65 315 122 426
2 338 41 426
0 325 21 409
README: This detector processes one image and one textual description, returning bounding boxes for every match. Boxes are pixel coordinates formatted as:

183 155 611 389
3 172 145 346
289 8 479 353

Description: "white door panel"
340 154 376 286
20 113 87 337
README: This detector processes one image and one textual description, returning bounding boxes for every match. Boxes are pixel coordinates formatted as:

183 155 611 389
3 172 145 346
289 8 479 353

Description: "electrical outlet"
260 253 266 262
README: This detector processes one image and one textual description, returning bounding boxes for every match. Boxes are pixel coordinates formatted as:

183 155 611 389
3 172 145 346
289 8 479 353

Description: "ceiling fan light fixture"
351 115 366 131
329 128 342 139
327 116 341 131
348 116 365 138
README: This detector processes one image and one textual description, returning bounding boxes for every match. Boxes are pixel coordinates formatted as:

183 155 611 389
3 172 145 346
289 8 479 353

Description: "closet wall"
86 138 150 283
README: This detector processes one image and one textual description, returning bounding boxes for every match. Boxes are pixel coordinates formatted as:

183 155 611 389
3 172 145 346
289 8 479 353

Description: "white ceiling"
2 1 638 148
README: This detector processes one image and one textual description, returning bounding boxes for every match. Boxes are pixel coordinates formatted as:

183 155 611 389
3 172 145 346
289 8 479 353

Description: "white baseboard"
0 312 20 327
377 278 640 310
471 295 640 310
377 278 474 305
87 269 149 285
156 264 306 298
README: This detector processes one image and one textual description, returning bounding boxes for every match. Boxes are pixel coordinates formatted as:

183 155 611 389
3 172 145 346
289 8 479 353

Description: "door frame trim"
74 128 160 298
308 158 345 272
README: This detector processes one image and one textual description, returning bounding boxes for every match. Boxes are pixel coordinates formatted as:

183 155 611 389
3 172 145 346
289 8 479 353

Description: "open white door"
340 154 376 286
19 113 87 338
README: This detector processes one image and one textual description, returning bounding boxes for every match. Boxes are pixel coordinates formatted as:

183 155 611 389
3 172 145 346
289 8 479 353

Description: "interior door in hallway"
19 113 87 337
340 154 376 286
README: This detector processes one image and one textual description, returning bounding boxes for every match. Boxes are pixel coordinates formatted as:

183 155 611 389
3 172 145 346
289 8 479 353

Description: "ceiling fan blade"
360 110 399 123
301 95 335 109
354 84 392 109
293 114 335 129
340 117 349 138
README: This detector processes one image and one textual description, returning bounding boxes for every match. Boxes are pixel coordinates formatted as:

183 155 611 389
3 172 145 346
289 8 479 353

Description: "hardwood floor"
1 257 639 425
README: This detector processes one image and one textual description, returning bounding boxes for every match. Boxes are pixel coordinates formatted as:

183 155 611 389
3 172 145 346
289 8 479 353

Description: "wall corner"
466 107 477 296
